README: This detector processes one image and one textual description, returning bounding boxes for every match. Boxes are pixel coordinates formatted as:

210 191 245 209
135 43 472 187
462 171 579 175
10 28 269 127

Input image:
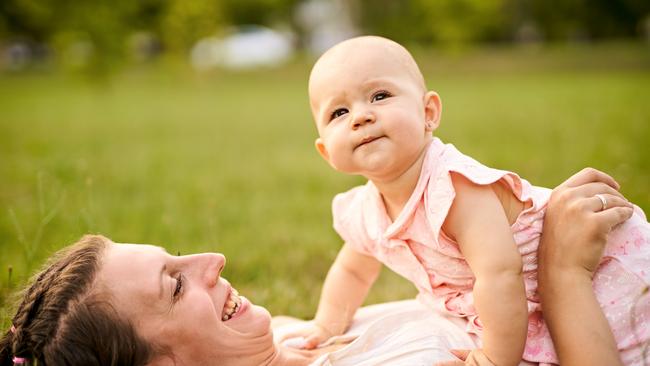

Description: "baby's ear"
315 138 330 162
423 91 442 132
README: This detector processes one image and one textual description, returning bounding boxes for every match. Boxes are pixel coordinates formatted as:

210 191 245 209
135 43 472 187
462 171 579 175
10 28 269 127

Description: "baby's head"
308 36 442 182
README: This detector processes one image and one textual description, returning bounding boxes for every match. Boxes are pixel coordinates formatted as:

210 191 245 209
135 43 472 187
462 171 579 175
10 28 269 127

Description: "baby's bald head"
309 36 426 105
307 36 442 177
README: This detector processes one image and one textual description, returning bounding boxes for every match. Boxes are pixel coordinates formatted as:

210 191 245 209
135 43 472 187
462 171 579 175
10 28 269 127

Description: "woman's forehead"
99 243 169 308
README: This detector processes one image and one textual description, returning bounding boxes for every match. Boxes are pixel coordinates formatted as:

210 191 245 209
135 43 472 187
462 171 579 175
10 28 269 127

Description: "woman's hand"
538 167 634 283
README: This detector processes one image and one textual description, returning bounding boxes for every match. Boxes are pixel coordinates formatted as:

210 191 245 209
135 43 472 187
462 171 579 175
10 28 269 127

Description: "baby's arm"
443 173 528 366
301 243 382 348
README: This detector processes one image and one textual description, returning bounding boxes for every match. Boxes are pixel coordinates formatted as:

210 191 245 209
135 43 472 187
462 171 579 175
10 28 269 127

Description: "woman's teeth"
222 288 242 321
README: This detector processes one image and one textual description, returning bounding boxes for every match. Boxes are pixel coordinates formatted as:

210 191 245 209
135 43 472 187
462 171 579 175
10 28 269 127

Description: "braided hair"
0 235 156 366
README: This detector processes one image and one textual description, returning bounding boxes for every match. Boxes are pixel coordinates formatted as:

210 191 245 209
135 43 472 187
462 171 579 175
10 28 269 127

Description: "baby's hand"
435 349 497 366
279 323 336 350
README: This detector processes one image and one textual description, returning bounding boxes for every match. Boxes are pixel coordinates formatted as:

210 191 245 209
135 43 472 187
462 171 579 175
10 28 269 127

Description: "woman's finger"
560 168 619 190
569 182 627 200
595 206 635 230
580 193 633 213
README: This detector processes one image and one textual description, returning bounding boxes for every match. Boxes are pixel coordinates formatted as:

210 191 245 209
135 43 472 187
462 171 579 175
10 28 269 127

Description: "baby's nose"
352 111 375 129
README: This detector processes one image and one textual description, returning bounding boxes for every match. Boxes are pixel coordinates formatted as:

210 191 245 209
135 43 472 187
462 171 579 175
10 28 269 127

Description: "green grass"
1 42 649 326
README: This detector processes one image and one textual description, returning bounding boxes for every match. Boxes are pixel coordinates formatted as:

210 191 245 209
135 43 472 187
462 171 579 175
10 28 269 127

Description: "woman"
0 168 637 365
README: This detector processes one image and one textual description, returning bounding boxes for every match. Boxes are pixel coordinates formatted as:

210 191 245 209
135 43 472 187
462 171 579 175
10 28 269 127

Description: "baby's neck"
372 145 429 222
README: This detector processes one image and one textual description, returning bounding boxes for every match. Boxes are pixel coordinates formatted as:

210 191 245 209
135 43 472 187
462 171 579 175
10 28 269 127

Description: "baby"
291 36 650 365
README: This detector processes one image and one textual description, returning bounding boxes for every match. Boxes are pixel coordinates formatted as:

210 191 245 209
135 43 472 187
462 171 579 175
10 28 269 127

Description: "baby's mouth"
355 135 383 150
221 287 242 321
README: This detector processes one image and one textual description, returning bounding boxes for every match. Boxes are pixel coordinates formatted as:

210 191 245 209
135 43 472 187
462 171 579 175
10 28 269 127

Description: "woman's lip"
220 283 233 317
227 296 249 321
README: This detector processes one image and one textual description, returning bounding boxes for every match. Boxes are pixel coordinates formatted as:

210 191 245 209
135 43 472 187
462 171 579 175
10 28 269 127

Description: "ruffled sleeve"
424 141 534 247
332 185 376 256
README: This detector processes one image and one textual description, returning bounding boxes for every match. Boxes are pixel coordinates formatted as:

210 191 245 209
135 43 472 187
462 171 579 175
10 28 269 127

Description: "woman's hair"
0 235 156 366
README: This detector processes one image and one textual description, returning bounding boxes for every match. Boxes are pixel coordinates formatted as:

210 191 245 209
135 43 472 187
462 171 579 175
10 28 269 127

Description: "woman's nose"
192 253 226 287
351 110 375 130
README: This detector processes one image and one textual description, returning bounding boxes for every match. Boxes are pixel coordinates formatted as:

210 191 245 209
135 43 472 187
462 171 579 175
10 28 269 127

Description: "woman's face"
97 242 276 365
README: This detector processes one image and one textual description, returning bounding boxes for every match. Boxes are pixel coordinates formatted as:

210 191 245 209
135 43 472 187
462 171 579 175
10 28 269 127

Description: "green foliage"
1 0 649 78
221 0 300 26
358 0 650 45
418 0 508 45
161 0 225 52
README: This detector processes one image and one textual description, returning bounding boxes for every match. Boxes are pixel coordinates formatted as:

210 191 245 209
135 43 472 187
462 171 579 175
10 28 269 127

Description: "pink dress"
332 138 650 365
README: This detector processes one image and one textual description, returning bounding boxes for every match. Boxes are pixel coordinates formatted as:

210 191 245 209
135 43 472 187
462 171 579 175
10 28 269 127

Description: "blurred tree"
0 0 649 71
529 0 650 40
417 0 509 45
221 0 300 26
358 0 512 46
357 0 650 45
0 0 56 43
355 0 434 43
59 0 134 73
160 0 225 52
0 0 141 74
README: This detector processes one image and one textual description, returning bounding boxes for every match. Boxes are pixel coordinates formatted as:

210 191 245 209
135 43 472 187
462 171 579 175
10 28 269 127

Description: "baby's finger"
450 349 470 360
562 168 619 190
434 361 465 366
278 330 308 342
304 334 322 350
282 337 308 349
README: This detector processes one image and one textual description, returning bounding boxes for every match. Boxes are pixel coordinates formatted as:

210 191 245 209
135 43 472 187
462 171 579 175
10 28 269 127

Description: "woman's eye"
173 273 184 300
330 108 348 120
372 91 391 102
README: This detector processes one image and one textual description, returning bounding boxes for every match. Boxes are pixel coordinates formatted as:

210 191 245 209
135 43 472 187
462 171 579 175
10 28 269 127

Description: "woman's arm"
538 168 634 366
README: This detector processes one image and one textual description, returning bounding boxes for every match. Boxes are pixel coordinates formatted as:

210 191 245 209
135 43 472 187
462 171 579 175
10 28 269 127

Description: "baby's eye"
330 108 348 120
371 91 391 102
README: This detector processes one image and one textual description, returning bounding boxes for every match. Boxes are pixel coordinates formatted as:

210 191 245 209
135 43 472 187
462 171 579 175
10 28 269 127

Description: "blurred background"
1 0 649 324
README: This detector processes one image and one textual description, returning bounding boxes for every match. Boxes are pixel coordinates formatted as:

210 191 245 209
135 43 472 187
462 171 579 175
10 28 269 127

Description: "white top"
273 299 478 366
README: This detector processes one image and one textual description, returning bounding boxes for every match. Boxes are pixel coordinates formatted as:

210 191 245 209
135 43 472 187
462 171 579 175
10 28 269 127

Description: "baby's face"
309 37 437 182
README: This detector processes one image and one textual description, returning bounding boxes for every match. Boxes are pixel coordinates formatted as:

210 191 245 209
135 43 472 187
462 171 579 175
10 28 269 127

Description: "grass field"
1 42 649 327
